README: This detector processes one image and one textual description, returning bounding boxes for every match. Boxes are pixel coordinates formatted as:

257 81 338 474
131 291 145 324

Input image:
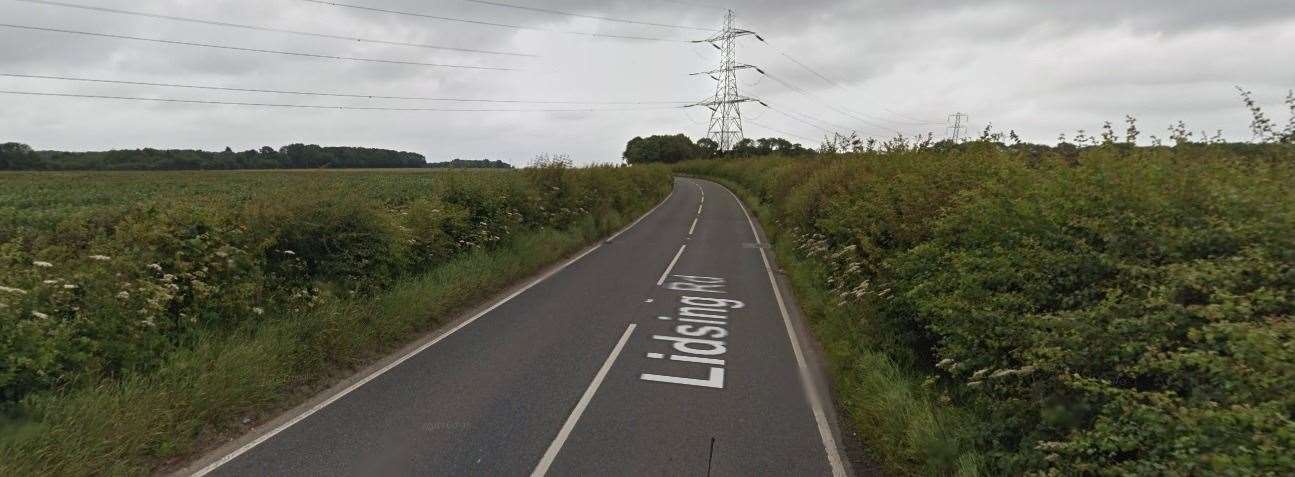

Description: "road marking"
722 182 848 477
688 216 699 236
656 244 687 286
721 185 762 246
190 188 677 477
531 324 637 477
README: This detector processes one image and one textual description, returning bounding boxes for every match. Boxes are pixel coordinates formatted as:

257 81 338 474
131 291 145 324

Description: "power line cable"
760 102 844 136
297 0 689 43
0 23 518 71
759 70 898 135
735 16 942 127
0 89 683 112
455 0 715 32
10 0 535 57
0 73 693 105
746 119 820 144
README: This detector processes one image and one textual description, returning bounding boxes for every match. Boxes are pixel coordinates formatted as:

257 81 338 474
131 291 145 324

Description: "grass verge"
0 213 630 475
694 175 984 477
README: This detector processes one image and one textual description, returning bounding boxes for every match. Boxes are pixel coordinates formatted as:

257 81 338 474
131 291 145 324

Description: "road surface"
192 178 849 476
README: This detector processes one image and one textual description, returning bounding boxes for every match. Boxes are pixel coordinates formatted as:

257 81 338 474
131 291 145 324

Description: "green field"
0 166 670 474
677 143 1294 476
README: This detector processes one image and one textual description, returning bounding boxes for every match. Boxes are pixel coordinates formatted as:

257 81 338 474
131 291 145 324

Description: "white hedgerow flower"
936 358 954 369
162 274 176 282
967 381 983 388
971 368 991 380
32 311 49 319
216 251 229 258
252 307 265 315
89 255 112 261
43 279 60 285
63 284 78 290
117 291 131 300
990 369 1016 380
281 250 296 255
147 263 163 272
0 286 26 295
33 261 54 268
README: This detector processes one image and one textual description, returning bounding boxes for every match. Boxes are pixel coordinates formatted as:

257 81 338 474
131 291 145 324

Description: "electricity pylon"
689 9 762 151
946 112 969 142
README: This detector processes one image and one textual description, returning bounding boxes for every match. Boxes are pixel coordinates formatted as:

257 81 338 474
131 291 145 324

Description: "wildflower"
0 286 26 295
89 255 112 261
216 251 229 258
117 291 131 300
63 284 78 290
971 368 991 380
281 250 296 256
32 311 49 319
252 307 265 315
43 279 60 284
162 274 176 282
936 358 954 369
147 263 163 272
989 369 1016 380
33 261 54 268
967 381 983 388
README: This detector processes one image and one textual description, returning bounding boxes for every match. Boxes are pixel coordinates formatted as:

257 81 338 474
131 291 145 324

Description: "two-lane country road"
189 178 851 476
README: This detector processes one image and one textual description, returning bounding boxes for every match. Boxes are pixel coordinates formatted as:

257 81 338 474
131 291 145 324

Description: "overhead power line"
455 0 715 32
759 70 898 135
0 73 693 105
746 119 820 144
11 0 534 57
761 102 847 136
297 0 689 43
0 89 684 112
0 23 517 71
734 15 942 127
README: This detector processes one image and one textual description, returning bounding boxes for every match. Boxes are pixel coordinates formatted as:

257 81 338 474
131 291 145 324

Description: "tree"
622 134 702 164
695 138 720 158
0 142 38 169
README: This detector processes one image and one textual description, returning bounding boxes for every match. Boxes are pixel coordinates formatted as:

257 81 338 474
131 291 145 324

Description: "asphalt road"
193 177 849 477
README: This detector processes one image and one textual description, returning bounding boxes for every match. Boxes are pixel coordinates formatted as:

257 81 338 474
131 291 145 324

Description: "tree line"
0 143 434 171
622 134 814 164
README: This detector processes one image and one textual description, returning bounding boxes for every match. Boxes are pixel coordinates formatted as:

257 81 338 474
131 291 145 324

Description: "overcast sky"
2 0 1293 164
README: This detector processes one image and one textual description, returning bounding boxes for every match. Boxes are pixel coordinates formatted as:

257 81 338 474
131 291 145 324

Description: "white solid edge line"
191 189 676 477
607 187 675 243
530 324 638 477
722 182 847 477
656 244 687 286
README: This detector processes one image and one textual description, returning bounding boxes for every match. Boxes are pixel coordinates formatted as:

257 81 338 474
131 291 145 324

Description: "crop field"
0 165 670 473
677 143 1294 475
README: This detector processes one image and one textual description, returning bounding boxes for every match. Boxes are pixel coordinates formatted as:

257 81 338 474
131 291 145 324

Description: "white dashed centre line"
656 244 687 286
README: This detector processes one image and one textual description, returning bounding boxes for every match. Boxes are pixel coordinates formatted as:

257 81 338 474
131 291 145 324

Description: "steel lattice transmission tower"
946 112 970 142
689 10 762 151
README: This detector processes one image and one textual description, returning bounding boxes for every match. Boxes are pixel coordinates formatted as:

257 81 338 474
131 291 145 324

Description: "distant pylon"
946 112 969 142
688 9 761 151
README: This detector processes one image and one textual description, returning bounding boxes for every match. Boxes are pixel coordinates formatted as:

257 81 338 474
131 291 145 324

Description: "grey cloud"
1 0 1292 163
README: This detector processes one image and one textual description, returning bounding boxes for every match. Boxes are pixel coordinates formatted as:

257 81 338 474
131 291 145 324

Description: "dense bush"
0 166 670 406
677 143 1294 475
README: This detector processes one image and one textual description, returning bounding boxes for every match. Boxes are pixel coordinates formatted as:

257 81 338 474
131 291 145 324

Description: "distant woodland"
0 142 515 171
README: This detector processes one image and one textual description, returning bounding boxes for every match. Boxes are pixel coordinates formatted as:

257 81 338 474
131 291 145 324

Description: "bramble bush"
0 166 670 408
677 142 1294 474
